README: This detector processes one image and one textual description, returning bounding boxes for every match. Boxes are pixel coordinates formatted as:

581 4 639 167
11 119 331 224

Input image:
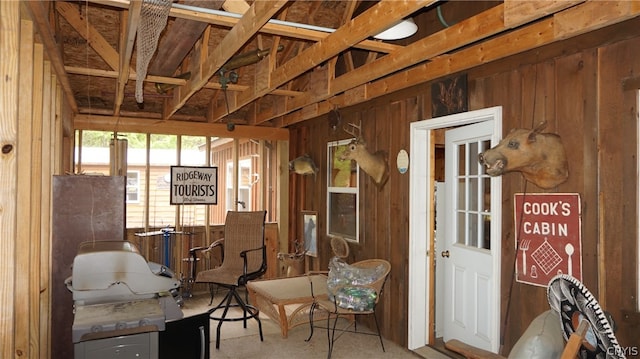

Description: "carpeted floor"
180 289 453 358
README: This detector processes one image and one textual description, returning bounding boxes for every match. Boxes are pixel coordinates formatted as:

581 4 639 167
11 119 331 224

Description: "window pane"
457 211 466 245
469 177 478 212
120 133 144 228
483 177 491 213
76 131 279 229
457 144 466 175
469 141 478 176
328 193 357 239
126 171 140 203
76 130 111 175
482 214 491 250
329 143 356 188
469 213 478 248
149 134 177 227
457 178 466 210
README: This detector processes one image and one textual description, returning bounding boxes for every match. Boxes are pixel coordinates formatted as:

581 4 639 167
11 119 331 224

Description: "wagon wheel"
330 236 349 259
547 274 625 359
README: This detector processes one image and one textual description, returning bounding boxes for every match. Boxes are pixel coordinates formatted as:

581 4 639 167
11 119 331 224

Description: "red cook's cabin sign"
514 193 582 287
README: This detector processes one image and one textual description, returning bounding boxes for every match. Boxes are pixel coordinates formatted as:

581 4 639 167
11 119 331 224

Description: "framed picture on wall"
302 211 318 257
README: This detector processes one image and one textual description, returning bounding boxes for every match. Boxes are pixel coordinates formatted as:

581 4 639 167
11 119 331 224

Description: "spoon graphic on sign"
565 243 574 276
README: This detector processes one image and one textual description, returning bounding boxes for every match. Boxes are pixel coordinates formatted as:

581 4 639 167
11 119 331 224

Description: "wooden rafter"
90 0 401 53
42 0 640 129
114 0 141 115
222 0 250 14
279 0 640 127
285 3 507 117
23 0 78 113
211 0 437 122
73 114 289 141
164 0 290 119
56 1 122 71
339 0 360 72
64 66 303 97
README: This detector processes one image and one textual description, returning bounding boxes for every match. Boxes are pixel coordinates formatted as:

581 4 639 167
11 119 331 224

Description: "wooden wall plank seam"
0 1 20 358
16 17 35 358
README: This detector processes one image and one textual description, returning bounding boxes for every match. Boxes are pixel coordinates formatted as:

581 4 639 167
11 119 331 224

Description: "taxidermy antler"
341 120 389 189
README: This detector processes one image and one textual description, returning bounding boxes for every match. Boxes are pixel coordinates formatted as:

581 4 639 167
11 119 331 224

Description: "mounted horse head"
340 120 389 189
478 121 569 189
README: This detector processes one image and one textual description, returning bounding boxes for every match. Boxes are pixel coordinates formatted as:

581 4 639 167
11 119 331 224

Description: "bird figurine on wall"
289 154 319 180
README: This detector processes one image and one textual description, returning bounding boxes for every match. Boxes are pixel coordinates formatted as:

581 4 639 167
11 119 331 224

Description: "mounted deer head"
341 120 389 189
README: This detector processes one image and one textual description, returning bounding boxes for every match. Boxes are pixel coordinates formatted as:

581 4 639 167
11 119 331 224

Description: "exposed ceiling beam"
74 114 289 141
221 0 250 14
164 0 290 119
23 0 78 113
211 0 438 122
255 3 507 124
259 0 640 125
64 66 304 96
114 0 141 116
279 0 640 126
89 0 401 54
503 0 583 28
55 1 122 71
147 0 224 77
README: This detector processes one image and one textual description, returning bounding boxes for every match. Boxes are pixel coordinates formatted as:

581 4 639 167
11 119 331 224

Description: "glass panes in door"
455 139 492 250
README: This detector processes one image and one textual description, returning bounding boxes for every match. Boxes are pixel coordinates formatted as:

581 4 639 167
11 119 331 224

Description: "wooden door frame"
408 106 503 350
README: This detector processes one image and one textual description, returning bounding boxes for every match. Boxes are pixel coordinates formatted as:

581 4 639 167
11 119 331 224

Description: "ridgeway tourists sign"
170 166 218 205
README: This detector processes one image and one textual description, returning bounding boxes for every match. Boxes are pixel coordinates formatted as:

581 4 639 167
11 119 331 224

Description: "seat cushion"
508 310 564 359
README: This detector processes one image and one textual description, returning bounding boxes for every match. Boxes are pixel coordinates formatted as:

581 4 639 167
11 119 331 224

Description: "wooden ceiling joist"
74 114 289 141
23 0 78 113
91 0 401 54
503 0 583 28
147 0 224 77
39 0 640 130
163 0 290 119
210 0 437 122
279 0 640 127
56 1 121 71
254 3 507 125
64 66 304 97
114 0 141 115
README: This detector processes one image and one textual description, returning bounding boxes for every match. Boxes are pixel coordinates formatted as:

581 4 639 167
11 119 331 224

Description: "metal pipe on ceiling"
171 3 337 34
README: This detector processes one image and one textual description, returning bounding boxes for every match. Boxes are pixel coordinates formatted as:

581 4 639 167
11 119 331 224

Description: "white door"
408 106 501 351
441 120 498 351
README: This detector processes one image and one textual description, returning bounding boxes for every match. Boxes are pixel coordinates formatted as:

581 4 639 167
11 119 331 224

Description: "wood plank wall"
289 91 422 345
1 3 66 358
3 5 640 357
289 30 640 351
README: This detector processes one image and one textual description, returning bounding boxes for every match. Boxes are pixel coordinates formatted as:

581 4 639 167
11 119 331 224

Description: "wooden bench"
246 275 329 338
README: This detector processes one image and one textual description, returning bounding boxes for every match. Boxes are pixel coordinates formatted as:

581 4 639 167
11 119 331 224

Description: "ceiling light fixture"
373 18 418 40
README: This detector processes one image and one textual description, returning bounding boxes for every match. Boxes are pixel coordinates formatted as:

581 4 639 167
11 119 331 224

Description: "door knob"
441 250 450 258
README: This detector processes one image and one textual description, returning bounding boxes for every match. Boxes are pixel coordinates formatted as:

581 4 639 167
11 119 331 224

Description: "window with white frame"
226 158 252 211
327 139 359 242
126 171 140 203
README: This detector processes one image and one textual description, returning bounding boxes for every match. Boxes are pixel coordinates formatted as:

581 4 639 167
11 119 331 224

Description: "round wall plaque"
397 149 409 174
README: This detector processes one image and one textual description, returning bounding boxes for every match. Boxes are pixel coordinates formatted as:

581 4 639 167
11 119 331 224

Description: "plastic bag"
326 257 386 311
334 286 377 311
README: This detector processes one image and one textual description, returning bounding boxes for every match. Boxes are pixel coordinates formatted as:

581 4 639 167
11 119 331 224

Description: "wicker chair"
194 210 267 349
307 258 392 359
